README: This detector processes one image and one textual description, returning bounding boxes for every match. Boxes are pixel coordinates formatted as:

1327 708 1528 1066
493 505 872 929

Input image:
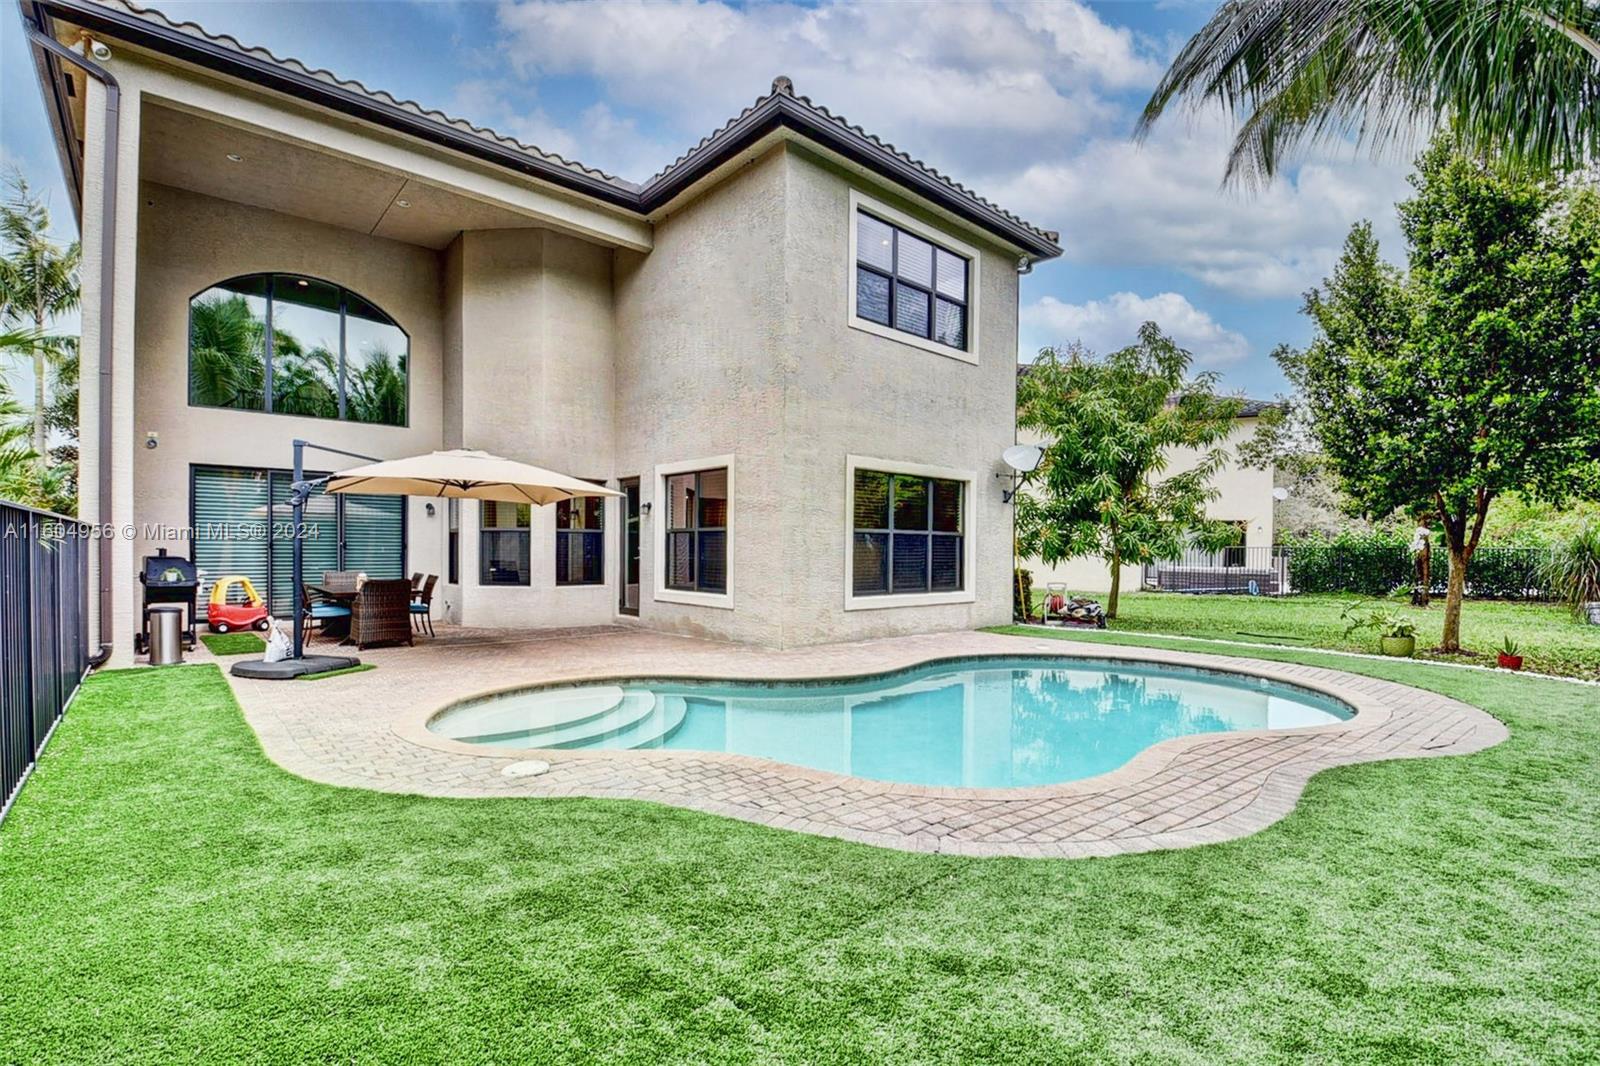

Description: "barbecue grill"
135 548 198 655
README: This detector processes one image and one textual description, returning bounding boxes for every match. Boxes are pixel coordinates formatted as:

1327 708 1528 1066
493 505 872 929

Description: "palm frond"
1140 0 1600 187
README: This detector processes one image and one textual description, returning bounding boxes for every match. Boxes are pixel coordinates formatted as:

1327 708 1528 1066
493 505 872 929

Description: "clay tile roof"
644 75 1061 250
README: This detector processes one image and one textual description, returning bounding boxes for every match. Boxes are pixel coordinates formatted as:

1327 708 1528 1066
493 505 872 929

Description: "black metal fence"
1142 544 1556 600
2 499 90 823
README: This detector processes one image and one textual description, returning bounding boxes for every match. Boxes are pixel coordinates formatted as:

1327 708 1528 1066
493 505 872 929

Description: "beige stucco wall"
613 146 789 645
1022 418 1275 594
776 147 1018 644
130 182 447 633
445 228 619 629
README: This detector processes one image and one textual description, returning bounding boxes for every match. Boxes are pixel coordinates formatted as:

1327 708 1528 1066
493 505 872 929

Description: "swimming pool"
427 656 1354 789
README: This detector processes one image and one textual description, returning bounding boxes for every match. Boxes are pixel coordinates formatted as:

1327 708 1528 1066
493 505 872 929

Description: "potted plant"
1378 617 1418 657
1342 602 1418 657
1497 637 1524 671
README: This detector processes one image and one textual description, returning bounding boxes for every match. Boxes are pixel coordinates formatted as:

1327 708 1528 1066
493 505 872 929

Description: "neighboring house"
1020 402 1277 595
20 0 1061 664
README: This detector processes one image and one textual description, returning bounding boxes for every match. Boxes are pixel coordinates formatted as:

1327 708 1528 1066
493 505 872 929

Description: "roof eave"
19 2 86 224
29 0 642 210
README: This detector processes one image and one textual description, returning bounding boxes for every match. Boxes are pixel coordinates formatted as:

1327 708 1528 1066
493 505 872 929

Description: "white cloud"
484 1 1410 302
991 112 1413 298
492 0 1159 178
1021 292 1251 367
446 79 673 179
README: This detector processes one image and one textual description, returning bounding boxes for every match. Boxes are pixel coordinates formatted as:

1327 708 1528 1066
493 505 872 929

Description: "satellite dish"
1002 444 1044 473
1272 487 1290 501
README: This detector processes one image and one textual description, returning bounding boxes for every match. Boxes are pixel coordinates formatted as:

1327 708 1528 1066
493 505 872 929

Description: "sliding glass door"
192 464 405 615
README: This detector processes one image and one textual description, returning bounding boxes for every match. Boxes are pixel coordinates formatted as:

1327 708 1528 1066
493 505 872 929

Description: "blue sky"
1 0 1416 398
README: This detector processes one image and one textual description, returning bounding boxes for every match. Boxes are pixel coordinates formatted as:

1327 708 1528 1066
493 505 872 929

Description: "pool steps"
445 687 688 750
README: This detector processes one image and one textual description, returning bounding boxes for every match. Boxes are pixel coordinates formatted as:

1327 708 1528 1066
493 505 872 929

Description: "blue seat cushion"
310 604 351 619
409 603 429 613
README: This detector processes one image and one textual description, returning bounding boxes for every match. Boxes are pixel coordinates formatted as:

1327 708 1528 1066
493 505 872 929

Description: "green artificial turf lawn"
1036 590 1600 679
3 649 1597 1063
199 632 266 656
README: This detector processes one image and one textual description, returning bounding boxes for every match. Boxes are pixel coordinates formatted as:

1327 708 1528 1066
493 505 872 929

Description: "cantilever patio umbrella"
325 448 622 505
285 448 620 659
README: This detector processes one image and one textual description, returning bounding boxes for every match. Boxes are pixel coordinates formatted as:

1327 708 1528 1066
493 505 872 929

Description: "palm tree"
271 334 339 419
1139 0 1600 187
345 347 407 425
0 352 43 504
0 171 80 468
188 292 266 410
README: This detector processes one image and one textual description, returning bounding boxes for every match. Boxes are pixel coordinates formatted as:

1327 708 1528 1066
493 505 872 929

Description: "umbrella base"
231 654 361 680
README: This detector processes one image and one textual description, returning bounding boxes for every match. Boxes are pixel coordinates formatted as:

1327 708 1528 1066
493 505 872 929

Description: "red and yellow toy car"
207 575 271 633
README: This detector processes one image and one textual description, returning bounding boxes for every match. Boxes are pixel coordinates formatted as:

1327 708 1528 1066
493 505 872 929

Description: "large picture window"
555 495 604 586
189 274 408 426
665 468 727 594
480 501 530 586
854 211 968 352
852 469 964 596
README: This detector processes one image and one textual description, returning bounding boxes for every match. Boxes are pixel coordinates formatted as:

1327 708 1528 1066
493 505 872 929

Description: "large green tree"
1140 0 1600 187
0 172 79 469
1277 141 1600 651
1017 324 1244 619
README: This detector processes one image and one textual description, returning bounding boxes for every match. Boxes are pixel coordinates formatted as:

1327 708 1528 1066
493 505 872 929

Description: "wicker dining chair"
410 572 423 591
410 575 438 637
350 578 414 649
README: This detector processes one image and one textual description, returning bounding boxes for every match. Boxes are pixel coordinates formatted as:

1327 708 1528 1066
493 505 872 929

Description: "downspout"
24 20 119 666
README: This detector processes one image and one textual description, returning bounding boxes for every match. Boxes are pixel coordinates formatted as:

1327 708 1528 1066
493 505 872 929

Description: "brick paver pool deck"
214 626 1506 858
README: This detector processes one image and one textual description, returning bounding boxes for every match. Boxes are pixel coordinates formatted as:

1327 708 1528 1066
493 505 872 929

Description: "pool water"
429 657 1352 789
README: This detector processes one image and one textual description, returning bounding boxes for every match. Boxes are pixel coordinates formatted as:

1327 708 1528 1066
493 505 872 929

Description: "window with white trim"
479 501 530 586
664 468 727 594
555 494 604 586
854 211 969 352
851 469 964 595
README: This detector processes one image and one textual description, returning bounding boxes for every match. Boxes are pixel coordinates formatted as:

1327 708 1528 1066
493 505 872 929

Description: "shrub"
1013 568 1034 622
1542 525 1600 616
1282 530 1412 596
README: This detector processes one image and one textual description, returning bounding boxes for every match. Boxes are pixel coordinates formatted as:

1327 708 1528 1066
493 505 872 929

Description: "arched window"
188 273 408 427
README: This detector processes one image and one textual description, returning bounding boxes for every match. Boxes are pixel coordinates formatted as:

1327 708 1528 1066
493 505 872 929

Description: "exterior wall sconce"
424 502 436 517
640 502 653 516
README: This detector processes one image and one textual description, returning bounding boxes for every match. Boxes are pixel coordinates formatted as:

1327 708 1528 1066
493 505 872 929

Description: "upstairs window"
854 210 969 352
189 274 408 426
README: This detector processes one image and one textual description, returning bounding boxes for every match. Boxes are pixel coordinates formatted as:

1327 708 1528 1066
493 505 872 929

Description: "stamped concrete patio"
213 625 1506 858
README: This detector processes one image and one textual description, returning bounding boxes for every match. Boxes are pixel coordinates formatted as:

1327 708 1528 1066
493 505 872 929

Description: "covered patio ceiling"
138 101 555 249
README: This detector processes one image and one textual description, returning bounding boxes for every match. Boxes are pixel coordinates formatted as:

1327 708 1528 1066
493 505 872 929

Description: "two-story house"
19 0 1061 665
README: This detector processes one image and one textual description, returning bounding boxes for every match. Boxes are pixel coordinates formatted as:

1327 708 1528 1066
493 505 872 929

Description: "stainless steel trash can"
148 604 186 665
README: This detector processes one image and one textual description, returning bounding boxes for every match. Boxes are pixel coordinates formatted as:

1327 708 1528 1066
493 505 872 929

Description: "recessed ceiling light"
296 279 308 287
394 199 411 209
225 153 243 163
